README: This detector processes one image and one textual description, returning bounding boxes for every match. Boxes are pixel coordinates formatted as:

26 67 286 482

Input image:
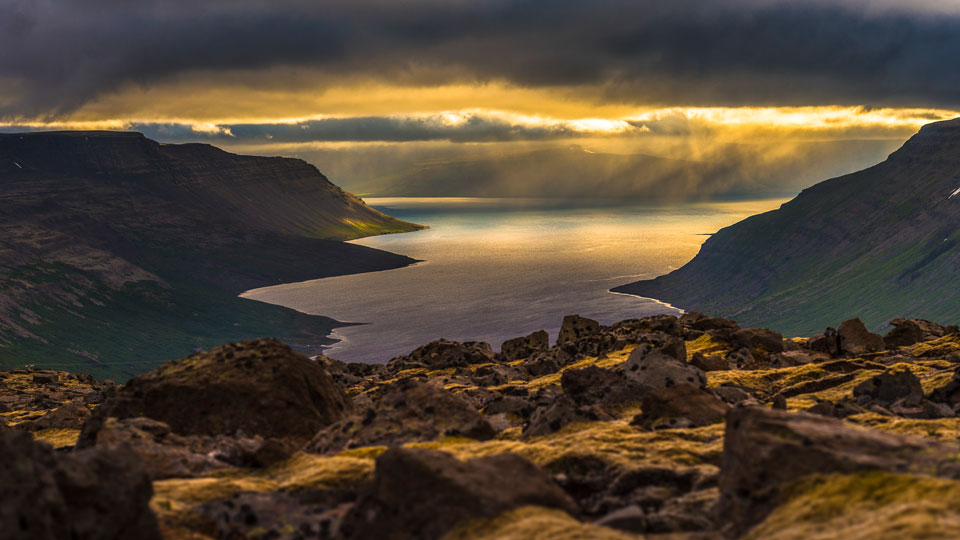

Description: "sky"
2 0 959 197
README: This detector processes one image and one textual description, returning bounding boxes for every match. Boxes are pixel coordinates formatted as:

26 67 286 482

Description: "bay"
241 197 787 363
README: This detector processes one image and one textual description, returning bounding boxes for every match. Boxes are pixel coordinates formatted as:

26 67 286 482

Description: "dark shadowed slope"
614 118 960 335
0 131 423 379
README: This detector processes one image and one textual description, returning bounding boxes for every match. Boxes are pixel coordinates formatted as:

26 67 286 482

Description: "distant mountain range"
0 131 422 378
615 118 960 335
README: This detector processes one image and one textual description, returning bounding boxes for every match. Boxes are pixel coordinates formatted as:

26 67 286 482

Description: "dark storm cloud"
2 0 960 117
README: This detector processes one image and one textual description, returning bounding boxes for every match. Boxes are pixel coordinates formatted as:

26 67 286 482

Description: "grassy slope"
614 119 960 335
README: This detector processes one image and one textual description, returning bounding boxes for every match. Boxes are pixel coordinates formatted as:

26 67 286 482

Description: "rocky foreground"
4 314 960 539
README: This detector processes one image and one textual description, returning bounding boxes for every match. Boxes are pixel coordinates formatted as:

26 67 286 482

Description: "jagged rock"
521 350 567 377
80 339 351 442
389 339 496 370
689 317 739 332
718 406 960 537
500 330 550 361
15 401 91 431
77 417 229 479
342 447 577 540
523 395 611 438
808 327 840 356
308 381 494 453
561 366 645 407
838 318 885 355
631 385 729 430
679 312 706 326
712 386 758 406
884 318 947 348
557 315 601 345
731 328 785 353
853 368 924 407
199 490 355 540
726 347 755 369
690 352 729 372
621 342 705 392
470 364 523 387
0 428 160 540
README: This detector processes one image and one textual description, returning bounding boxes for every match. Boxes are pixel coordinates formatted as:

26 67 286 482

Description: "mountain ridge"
613 118 960 335
0 131 424 378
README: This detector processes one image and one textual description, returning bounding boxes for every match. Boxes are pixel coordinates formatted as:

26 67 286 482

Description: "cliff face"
0 131 423 378
614 118 960 335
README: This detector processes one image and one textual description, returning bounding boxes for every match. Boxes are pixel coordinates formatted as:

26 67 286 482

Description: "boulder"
500 330 550 361
884 318 947 348
342 447 577 540
482 395 535 419
689 352 729 372
470 364 523 387
15 401 91 431
689 317 739 332
389 339 496 370
631 385 729 430
523 395 611 438
620 343 705 392
731 328 785 353
308 381 494 453
837 318 885 355
80 339 351 442
808 327 840 356
557 315 601 345
853 368 924 407
0 428 160 540
560 366 646 407
718 406 960 537
521 350 566 377
199 490 355 540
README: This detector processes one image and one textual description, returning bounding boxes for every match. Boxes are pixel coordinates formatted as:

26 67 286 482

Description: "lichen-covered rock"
389 339 496 370
689 352 729 372
718 406 960 537
79 339 351 442
0 428 160 540
620 342 705 392
560 366 646 407
199 490 355 540
500 330 550 361
308 381 494 453
853 368 924 407
838 318 885 355
631 385 729 430
523 395 611 438
731 327 785 353
557 315 601 345
342 447 577 540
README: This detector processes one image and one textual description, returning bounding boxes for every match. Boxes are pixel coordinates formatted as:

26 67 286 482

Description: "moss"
151 452 375 524
908 335 960 358
745 471 960 540
442 506 640 540
520 346 637 391
32 428 80 448
409 420 723 471
847 413 960 442
685 334 728 360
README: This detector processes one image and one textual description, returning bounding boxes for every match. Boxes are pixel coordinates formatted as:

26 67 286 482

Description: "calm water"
241 198 786 363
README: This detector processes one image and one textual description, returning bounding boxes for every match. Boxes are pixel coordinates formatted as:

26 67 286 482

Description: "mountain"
614 118 960 335
0 131 423 379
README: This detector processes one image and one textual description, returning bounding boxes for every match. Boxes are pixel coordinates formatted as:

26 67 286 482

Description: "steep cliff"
0 131 423 378
614 118 960 335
